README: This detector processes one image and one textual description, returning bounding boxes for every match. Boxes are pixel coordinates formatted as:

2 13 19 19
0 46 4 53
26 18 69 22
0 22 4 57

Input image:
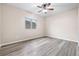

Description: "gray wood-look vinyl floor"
0 37 78 56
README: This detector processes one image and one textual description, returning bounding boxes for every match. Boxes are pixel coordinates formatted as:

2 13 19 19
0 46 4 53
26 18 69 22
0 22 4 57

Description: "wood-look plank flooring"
0 37 78 56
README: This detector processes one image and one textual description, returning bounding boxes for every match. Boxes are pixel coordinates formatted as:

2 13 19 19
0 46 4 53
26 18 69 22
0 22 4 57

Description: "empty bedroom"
0 3 79 56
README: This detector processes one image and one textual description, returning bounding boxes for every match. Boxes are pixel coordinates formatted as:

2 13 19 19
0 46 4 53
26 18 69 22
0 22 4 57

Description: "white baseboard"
1 39 28 46
1 36 44 47
0 44 2 48
78 42 79 47
47 36 78 43
1 36 78 47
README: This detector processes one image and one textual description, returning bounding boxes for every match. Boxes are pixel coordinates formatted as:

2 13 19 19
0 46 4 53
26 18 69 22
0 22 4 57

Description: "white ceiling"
7 3 78 17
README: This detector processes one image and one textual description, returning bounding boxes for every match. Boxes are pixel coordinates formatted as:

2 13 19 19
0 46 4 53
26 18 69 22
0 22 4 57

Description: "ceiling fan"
37 3 54 14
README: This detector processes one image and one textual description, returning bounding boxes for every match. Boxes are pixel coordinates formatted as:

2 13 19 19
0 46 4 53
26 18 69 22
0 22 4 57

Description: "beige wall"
46 8 78 42
0 4 2 47
78 8 79 45
2 4 45 45
0 4 1 45
1 4 78 46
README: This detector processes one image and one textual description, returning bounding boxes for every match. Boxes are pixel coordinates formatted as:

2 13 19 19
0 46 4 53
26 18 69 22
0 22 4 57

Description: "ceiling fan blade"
48 8 54 10
37 6 42 8
38 10 42 12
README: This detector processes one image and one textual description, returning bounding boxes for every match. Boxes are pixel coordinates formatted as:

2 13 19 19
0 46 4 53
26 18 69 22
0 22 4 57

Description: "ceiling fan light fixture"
47 6 52 9
37 3 54 14
42 9 48 13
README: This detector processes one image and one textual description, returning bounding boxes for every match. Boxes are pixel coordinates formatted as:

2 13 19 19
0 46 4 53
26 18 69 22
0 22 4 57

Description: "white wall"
46 8 78 42
2 4 45 45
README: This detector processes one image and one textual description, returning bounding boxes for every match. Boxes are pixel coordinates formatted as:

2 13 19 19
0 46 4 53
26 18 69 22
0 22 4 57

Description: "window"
25 20 31 29
32 21 36 29
25 17 37 29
